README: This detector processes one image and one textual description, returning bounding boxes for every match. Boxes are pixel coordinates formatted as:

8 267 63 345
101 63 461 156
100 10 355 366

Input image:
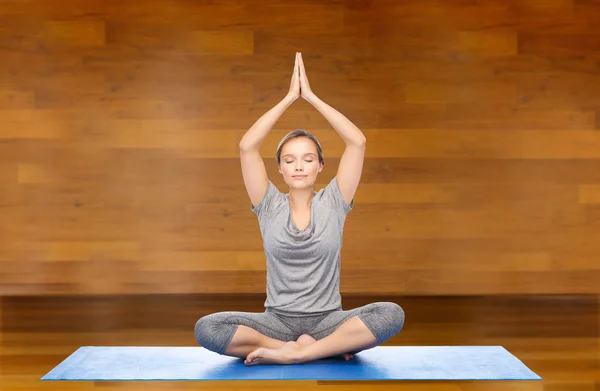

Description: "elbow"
239 141 257 153
239 140 250 151
346 138 366 149
353 136 366 147
344 136 365 149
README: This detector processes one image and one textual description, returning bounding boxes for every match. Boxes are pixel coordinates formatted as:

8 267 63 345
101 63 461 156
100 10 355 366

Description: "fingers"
294 52 298 74
289 53 300 99
298 53 308 87
298 52 305 74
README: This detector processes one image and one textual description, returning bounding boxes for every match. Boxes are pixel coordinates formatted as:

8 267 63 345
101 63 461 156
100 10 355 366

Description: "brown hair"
276 129 324 167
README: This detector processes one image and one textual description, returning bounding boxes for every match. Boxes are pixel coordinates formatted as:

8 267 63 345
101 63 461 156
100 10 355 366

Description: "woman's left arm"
297 53 366 205
306 93 366 206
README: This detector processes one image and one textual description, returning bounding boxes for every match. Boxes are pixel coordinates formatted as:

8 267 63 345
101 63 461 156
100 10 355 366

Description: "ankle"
287 341 309 364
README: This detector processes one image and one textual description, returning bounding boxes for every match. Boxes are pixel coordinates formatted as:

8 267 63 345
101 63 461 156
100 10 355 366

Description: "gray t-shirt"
251 176 354 316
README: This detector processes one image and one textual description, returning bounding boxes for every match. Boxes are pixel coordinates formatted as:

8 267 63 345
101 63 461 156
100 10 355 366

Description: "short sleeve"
320 176 354 215
250 180 284 218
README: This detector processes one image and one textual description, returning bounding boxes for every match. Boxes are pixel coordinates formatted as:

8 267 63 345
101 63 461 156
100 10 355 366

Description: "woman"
195 52 404 366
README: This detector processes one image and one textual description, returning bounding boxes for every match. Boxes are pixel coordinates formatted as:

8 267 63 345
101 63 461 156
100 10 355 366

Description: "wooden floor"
1 295 598 390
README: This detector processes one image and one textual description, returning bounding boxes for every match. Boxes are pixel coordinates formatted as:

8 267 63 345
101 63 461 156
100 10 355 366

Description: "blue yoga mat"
41 345 541 381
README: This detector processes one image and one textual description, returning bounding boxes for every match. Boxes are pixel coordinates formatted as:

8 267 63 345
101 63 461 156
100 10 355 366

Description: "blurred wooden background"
1 0 600 296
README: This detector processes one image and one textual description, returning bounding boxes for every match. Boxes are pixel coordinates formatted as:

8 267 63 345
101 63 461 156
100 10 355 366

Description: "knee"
194 315 211 346
379 302 405 335
385 302 404 332
194 314 226 354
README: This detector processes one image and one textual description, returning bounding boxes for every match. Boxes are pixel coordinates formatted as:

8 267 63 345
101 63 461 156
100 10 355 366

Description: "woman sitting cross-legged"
194 52 405 366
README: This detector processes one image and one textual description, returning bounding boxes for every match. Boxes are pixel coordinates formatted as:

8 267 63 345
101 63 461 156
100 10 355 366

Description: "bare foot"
296 334 317 346
245 341 304 366
296 334 354 361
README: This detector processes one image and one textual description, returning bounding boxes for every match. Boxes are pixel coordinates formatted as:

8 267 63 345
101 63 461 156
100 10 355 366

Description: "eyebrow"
282 153 316 158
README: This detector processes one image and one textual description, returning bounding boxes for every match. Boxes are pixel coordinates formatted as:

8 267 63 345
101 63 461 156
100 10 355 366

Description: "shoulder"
314 176 354 215
250 180 286 217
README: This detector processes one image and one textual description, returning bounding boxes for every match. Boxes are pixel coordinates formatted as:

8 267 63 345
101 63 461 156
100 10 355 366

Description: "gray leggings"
194 301 405 355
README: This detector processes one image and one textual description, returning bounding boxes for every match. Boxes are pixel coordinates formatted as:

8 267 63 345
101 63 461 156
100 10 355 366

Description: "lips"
292 175 307 179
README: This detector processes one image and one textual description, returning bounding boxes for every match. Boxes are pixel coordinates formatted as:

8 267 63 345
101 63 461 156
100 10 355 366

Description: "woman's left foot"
296 334 354 361
245 341 305 366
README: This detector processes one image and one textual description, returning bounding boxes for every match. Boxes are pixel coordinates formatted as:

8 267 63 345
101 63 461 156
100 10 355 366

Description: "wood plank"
1 0 600 297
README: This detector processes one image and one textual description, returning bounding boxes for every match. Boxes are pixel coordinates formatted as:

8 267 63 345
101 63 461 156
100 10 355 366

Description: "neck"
288 187 314 209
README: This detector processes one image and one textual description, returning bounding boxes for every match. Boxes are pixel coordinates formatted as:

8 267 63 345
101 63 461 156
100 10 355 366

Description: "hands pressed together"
287 52 315 103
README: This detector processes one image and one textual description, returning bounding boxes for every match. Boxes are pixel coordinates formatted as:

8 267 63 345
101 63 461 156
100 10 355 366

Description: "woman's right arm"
239 94 296 152
240 53 301 208
239 94 296 208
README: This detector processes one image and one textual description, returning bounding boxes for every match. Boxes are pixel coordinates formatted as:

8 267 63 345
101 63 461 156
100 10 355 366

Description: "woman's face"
278 137 323 189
